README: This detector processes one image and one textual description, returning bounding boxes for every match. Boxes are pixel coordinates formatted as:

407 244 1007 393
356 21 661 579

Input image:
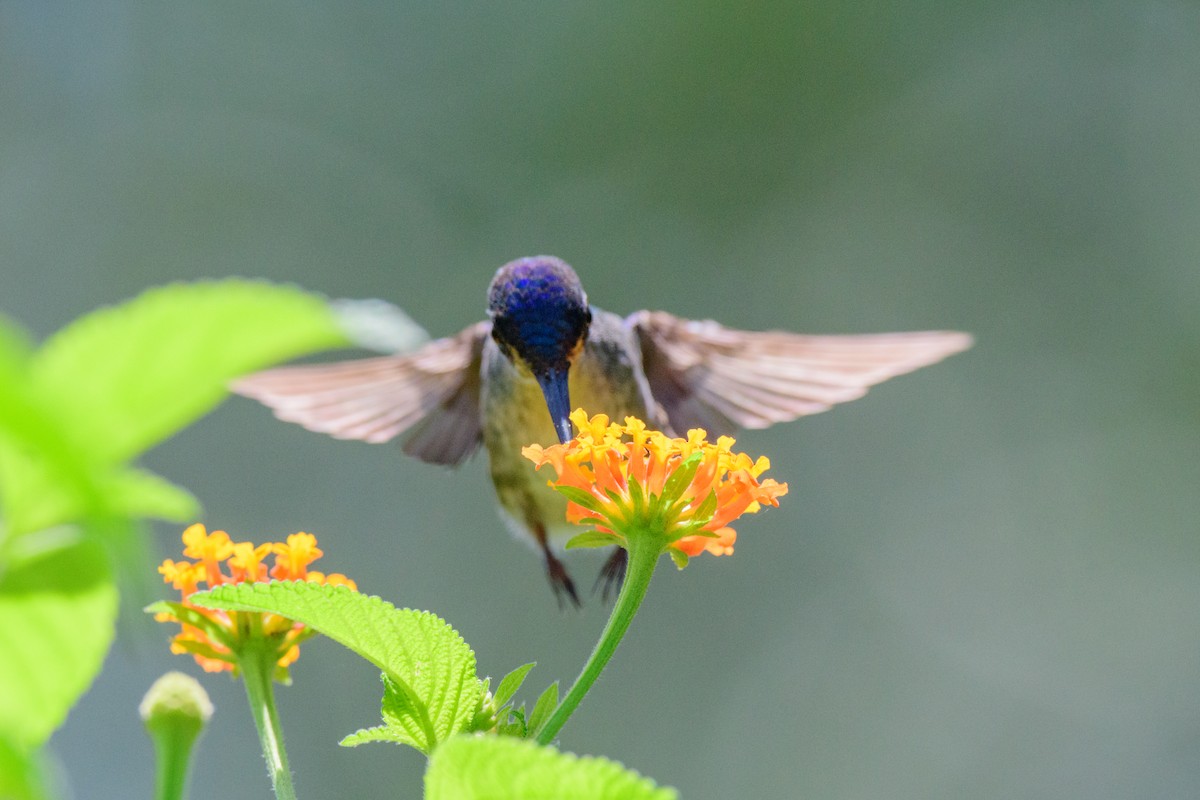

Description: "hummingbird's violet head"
487 256 592 371
488 256 591 443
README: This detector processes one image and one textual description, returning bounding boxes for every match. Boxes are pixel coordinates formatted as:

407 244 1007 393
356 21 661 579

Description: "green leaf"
0 319 110 539
339 671 436 748
1 461 200 540
0 735 51 800
31 280 351 466
497 721 527 737
194 581 480 754
498 706 529 738
552 485 605 513
377 671 430 740
0 316 35 425
686 490 719 529
339 726 405 748
2 283 334 540
475 662 539 735
565 531 622 550
465 681 496 734
526 681 559 738
106 468 199 522
424 735 678 800
0 315 33 362
660 453 703 504
0 536 117 747
666 547 690 570
145 601 237 648
0 452 85 540
492 663 536 709
627 477 646 516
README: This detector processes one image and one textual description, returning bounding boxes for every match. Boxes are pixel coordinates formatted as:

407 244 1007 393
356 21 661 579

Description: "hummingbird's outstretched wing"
232 321 490 465
628 310 972 437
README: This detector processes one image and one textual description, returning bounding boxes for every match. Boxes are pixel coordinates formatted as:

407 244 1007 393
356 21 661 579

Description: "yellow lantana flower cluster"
523 409 787 559
157 524 356 673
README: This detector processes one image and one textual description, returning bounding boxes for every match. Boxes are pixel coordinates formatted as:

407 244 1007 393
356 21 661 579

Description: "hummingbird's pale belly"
480 311 654 549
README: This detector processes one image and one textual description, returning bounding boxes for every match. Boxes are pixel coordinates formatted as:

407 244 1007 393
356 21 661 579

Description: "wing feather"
629 311 971 436
232 321 489 464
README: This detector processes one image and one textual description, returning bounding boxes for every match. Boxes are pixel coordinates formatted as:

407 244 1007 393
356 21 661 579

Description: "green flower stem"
238 641 298 800
148 725 198 800
536 536 661 745
141 672 211 800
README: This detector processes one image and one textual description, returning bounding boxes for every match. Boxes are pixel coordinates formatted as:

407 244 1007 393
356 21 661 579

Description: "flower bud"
140 671 214 736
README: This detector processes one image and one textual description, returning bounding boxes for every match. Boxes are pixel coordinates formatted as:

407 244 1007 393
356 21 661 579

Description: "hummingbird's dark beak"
536 367 574 444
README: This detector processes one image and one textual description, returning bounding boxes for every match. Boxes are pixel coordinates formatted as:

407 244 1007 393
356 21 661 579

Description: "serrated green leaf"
194 581 480 754
424 735 678 800
32 280 351 466
376 672 430 746
565 531 622 550
339 725 411 747
526 682 559 738
336 672 431 749
492 663 536 709
0 537 117 747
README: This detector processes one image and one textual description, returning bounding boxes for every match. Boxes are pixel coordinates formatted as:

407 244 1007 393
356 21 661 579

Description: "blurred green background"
4 2 1199 798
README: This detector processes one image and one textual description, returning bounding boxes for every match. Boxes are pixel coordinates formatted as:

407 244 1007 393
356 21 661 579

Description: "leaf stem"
535 538 659 744
238 642 298 800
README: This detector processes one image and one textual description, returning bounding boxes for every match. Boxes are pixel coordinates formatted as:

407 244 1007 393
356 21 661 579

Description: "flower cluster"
523 409 787 560
156 524 356 673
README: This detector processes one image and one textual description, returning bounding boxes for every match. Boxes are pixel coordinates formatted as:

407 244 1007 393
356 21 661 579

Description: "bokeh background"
4 2 1199 798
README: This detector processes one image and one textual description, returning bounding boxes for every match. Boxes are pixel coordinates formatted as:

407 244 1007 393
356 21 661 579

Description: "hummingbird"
233 256 971 605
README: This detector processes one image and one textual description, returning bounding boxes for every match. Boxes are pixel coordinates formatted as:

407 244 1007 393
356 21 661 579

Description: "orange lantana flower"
522 410 787 562
156 524 356 674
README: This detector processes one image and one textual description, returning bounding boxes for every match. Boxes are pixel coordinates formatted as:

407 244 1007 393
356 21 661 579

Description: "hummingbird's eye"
571 306 592 343
489 318 520 362
491 315 514 343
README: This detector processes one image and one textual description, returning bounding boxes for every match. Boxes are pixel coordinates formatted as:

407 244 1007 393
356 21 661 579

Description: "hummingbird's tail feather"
629 311 972 436
232 321 489 465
